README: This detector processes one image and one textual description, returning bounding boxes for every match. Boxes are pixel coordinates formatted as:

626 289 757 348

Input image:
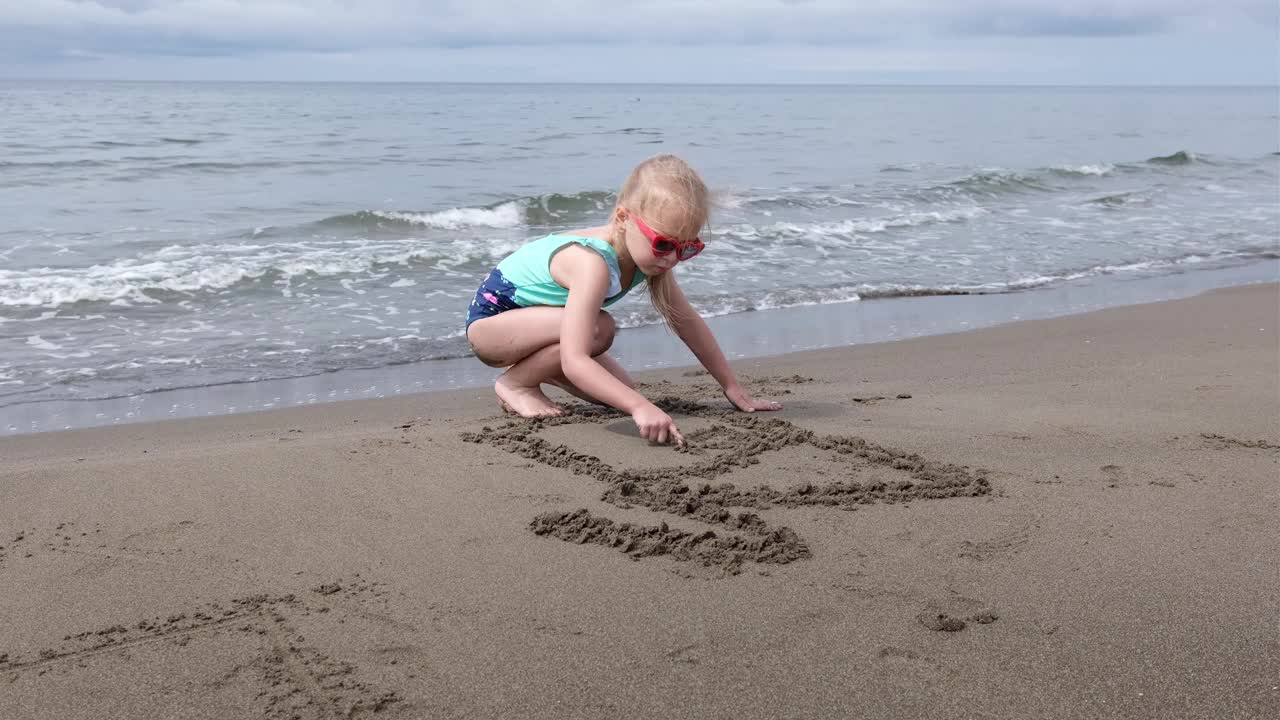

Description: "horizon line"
0 78 1274 89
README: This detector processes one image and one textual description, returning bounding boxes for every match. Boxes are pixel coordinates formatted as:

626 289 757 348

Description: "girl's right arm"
556 249 683 445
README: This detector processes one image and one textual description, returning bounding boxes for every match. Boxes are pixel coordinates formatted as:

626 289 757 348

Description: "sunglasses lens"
678 243 702 260
653 239 677 255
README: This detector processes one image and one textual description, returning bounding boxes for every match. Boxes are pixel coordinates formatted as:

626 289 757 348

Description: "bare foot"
495 376 564 418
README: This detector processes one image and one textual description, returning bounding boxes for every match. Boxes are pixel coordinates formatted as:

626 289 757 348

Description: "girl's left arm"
667 278 783 413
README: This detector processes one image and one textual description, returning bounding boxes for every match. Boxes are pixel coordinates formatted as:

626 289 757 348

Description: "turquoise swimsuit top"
494 234 646 308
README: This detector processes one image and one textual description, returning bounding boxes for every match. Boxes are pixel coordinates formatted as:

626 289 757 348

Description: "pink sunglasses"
632 215 705 261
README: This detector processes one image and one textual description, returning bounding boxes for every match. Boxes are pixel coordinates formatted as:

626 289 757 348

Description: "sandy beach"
1 283 1276 719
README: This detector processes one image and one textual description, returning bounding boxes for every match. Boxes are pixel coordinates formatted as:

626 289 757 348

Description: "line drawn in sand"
1 579 409 719
462 397 993 575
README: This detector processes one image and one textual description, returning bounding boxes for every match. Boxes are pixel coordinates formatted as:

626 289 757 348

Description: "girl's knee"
472 346 509 368
467 328 503 367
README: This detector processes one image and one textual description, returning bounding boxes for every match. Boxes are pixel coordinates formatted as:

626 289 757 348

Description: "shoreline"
0 282 1275 718
2 259 1276 438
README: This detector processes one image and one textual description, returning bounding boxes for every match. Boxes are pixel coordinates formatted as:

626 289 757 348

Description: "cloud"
2 1 890 52
948 6 1170 36
0 1 1273 83
2 1 1268 53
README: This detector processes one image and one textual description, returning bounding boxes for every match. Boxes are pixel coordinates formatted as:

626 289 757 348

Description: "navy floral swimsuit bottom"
465 268 522 330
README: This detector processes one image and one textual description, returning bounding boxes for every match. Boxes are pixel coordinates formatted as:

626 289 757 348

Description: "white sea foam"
1201 183 1244 195
0 234 528 309
770 206 987 237
1054 163 1115 176
26 335 62 350
732 191 866 209
372 202 522 230
612 249 1266 331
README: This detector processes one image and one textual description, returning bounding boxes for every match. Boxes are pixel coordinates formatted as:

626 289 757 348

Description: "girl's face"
617 207 704 277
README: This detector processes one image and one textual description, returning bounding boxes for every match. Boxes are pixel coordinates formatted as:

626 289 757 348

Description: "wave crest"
1147 150 1198 165
368 204 523 230
766 206 987 238
315 190 617 232
941 169 1051 195
1051 163 1114 177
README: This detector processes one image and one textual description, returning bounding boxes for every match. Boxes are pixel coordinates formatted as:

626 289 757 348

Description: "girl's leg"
466 306 620 417
548 352 634 406
495 343 568 417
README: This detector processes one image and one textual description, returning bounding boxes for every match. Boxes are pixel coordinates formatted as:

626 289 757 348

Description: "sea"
1 82 1277 435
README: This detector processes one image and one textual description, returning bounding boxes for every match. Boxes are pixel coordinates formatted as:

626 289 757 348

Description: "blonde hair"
613 154 710 326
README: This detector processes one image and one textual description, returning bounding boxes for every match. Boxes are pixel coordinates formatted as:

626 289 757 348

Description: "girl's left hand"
724 385 783 413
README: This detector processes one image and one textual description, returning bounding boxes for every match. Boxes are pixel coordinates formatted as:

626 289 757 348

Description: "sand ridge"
462 397 992 574
1199 433 1280 451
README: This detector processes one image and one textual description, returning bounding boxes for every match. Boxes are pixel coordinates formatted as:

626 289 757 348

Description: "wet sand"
1 283 1277 719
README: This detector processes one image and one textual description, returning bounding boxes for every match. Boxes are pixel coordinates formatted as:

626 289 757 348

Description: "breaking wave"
314 190 618 232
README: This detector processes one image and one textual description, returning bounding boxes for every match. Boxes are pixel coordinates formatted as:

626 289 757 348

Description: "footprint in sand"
877 646 926 661
955 513 1040 561
1100 464 1127 488
915 596 999 632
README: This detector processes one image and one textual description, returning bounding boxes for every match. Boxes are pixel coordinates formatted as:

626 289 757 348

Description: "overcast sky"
0 1 1275 84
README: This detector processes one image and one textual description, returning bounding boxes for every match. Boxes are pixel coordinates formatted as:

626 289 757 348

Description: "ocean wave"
11 141 1230 213
611 282 990 329
164 160 328 173
727 190 867 210
609 248 1278 329
270 147 1239 241
315 191 617 233
765 206 987 237
605 127 663 136
946 168 1052 193
0 200 994 310
1051 163 1115 177
369 204 523 230
0 235 526 309
983 248 1279 291
0 159 112 170
522 191 617 225
26 335 62 351
1084 190 1153 207
919 150 1221 200
88 137 203 148
1146 150 1198 165
0 330 478 407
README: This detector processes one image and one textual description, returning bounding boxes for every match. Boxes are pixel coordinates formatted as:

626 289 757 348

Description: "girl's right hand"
633 403 684 446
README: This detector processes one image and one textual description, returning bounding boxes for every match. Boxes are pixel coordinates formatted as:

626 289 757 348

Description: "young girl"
464 154 782 445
